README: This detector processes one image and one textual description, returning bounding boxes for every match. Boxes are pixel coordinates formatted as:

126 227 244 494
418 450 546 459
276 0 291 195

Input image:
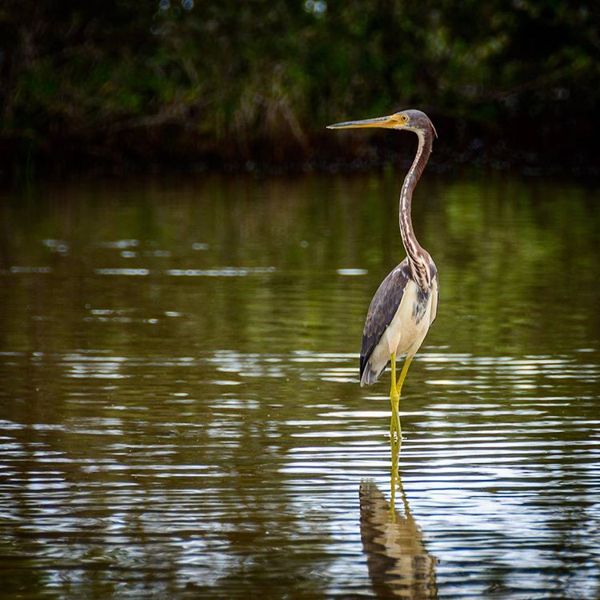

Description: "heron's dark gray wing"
359 259 411 380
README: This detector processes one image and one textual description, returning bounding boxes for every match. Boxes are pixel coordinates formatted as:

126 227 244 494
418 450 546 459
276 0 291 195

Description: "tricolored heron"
327 109 438 441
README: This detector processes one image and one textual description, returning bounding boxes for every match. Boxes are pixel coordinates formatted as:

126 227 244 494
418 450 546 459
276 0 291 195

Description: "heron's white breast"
383 279 437 358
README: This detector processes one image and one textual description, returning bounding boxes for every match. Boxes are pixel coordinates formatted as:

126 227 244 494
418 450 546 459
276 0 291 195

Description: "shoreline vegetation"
1 1 598 181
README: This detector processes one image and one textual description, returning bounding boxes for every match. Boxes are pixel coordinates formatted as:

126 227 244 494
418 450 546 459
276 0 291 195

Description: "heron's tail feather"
360 363 385 387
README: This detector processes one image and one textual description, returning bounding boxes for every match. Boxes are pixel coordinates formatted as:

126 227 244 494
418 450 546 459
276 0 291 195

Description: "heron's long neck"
399 129 432 288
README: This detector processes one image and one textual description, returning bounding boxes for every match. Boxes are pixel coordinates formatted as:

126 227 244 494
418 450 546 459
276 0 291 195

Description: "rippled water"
0 173 599 598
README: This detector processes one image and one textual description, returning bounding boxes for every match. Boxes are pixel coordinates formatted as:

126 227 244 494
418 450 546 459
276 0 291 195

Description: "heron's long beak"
326 114 399 130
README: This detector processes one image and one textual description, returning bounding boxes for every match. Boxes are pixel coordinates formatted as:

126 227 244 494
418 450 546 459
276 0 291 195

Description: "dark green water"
0 172 599 598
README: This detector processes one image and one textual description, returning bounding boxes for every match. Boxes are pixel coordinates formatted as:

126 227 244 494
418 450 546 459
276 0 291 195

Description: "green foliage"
0 0 598 169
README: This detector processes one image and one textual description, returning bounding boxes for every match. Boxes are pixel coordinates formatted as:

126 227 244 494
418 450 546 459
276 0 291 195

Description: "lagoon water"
0 172 599 598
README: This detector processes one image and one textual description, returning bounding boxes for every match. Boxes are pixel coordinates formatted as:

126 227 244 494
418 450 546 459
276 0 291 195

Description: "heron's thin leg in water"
389 353 401 439
391 356 414 441
389 435 401 520
397 355 414 396
390 352 399 396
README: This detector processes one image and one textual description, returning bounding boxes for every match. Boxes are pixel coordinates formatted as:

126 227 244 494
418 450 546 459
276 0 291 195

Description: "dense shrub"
1 0 597 172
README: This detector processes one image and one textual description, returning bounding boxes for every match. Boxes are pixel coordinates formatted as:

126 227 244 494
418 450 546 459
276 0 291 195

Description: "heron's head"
327 109 437 138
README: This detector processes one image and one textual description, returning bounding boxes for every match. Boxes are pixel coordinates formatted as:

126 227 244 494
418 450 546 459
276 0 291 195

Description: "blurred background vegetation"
1 0 598 178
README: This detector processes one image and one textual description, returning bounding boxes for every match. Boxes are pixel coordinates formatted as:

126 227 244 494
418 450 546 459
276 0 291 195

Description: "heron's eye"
397 114 408 124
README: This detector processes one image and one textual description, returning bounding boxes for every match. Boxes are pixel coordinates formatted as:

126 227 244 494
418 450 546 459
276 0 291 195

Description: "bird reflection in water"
359 439 437 598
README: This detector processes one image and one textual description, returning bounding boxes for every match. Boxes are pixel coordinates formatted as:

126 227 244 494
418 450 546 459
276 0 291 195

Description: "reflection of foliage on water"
1 173 597 358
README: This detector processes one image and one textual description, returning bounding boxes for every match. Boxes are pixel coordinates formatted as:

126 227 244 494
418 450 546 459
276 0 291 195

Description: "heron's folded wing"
359 260 411 379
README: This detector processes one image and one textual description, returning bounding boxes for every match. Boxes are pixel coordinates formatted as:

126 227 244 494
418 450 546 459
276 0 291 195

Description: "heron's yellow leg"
390 356 413 441
390 352 398 397
389 353 401 439
397 356 413 396
389 434 401 520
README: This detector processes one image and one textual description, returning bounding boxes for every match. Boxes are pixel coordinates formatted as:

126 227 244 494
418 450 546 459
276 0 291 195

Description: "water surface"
0 172 599 598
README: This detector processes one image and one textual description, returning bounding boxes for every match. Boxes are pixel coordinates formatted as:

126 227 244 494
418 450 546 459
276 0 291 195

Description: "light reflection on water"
0 173 599 598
